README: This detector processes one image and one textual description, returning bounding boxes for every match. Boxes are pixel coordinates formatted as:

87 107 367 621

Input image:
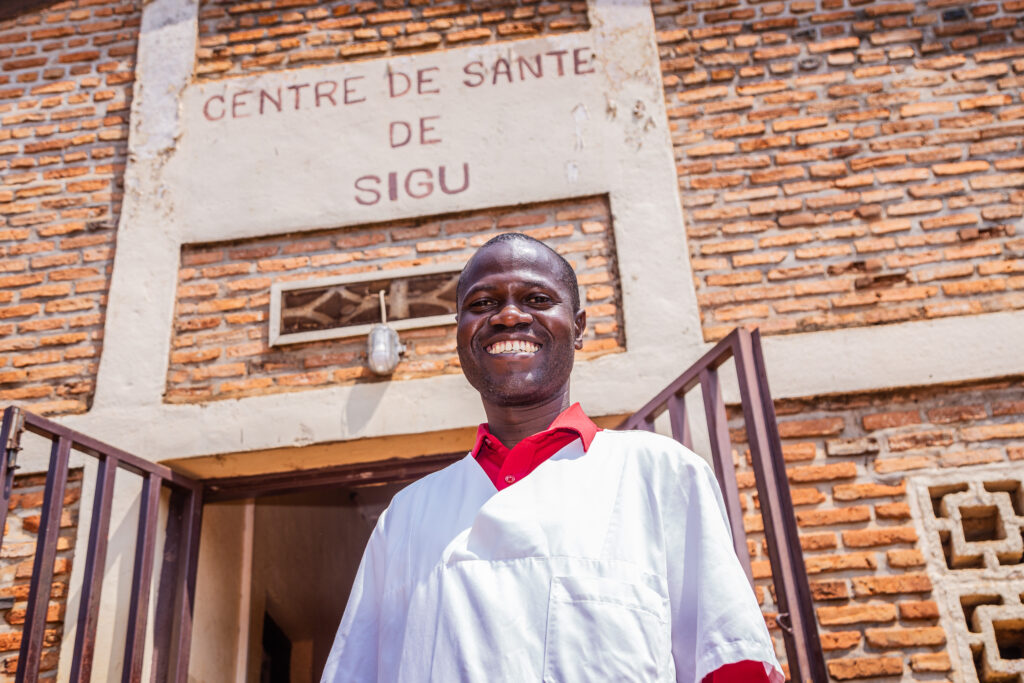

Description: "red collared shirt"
471 402 599 490
471 404 772 683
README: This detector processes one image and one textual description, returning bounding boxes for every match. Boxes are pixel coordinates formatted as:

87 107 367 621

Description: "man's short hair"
456 233 581 312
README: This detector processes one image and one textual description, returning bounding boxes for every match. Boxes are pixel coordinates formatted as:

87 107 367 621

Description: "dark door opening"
261 612 290 683
244 482 407 682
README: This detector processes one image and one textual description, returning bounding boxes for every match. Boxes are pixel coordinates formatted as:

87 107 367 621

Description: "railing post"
17 436 71 683
69 455 118 682
172 489 202 683
733 329 827 683
0 407 25 549
666 393 692 450
699 367 753 584
151 486 203 683
122 472 163 683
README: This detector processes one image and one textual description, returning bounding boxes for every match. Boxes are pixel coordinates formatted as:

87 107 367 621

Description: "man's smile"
485 340 541 355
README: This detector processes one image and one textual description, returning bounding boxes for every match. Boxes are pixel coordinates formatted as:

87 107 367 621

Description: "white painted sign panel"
176 34 613 241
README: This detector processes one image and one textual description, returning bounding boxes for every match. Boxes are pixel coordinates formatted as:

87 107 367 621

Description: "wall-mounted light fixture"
367 290 406 375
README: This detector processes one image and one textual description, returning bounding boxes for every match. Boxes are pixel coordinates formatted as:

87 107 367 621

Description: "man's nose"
490 303 532 327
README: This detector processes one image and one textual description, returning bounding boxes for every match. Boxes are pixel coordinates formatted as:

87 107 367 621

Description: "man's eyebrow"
460 279 561 301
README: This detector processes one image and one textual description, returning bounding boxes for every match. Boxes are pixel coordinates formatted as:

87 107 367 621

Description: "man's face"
456 240 586 407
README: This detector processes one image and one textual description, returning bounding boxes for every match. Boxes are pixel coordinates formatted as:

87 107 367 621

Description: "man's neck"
482 389 571 450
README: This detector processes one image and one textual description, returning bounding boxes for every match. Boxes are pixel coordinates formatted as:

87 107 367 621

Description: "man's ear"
573 309 587 350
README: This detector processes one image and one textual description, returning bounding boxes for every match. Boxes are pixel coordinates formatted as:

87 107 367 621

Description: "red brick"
797 506 872 528
817 603 897 625
960 423 1024 440
887 549 925 568
865 626 945 648
875 502 911 520
862 410 919 430
827 656 902 680
788 462 858 483
778 417 845 438
801 532 838 551
887 429 954 451
805 550 877 573
910 652 950 672
842 526 916 547
833 482 906 501
852 573 932 596
821 631 861 650
810 579 849 601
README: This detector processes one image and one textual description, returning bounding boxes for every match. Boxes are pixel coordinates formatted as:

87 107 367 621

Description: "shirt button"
504 475 516 484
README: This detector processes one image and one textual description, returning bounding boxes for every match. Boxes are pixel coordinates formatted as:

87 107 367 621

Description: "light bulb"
367 324 404 375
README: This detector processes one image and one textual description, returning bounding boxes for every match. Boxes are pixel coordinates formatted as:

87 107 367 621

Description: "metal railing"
0 407 202 683
618 327 826 683
0 325 825 681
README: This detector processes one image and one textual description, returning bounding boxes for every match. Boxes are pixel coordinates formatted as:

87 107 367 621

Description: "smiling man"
321 234 782 682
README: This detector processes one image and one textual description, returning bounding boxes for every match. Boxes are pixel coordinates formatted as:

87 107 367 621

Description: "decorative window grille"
911 466 1024 682
269 263 461 346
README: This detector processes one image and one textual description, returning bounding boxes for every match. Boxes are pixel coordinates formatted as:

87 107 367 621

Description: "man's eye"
526 295 554 305
467 298 493 309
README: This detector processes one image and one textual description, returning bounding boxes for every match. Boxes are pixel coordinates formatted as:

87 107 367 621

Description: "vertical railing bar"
733 329 826 683
170 489 203 683
151 485 202 683
16 435 71 683
122 472 162 683
69 455 118 683
640 414 656 432
150 486 184 683
0 407 25 551
666 393 692 449
698 367 753 585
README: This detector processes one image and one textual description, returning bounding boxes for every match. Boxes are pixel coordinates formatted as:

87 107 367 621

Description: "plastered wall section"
653 0 1024 341
0 0 141 416
167 195 623 402
188 500 253 683
724 375 1023 680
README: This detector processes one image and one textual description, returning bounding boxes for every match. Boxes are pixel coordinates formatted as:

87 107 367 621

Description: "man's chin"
479 379 559 408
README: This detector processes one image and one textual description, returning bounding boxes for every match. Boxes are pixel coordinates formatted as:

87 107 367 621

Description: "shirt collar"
470 402 599 457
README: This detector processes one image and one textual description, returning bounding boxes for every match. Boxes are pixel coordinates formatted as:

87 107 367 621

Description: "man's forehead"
461 240 564 288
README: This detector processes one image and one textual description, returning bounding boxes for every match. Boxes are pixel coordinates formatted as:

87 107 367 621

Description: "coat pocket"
542 575 670 683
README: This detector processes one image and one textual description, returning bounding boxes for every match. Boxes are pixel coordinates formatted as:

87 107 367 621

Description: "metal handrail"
618 327 826 683
0 407 202 683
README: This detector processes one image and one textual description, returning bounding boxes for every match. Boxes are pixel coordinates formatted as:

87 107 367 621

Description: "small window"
269 263 461 346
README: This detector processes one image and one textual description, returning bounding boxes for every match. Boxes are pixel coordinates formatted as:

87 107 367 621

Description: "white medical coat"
322 429 783 682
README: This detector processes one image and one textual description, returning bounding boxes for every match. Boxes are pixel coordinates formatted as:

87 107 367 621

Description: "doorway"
188 454 461 683
245 482 405 682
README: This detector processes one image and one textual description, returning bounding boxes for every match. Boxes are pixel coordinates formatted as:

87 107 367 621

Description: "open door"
0 407 202 683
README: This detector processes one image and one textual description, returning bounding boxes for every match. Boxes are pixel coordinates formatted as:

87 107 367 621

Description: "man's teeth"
487 340 539 354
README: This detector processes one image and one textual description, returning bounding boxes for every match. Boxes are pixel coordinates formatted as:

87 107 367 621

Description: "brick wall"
0 469 82 680
730 376 1024 680
654 0 1024 341
0 0 141 416
167 195 622 403
196 0 590 78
